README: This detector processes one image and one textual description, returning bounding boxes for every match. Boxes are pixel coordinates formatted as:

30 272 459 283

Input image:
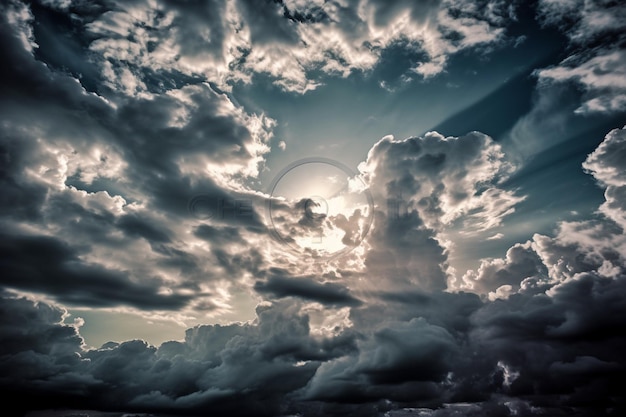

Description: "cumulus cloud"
440 126 626 412
583 125 626 229
357 131 524 292
460 241 548 298
361 131 522 232
0 293 358 417
462 127 626 299
303 317 459 403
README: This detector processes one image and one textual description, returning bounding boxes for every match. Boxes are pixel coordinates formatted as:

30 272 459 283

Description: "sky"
1 0 626 416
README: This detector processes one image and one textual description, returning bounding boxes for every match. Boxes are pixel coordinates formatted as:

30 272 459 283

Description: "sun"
267 159 373 260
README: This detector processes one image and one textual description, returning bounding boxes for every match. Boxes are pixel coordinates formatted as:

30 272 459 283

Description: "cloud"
303 317 459 403
358 131 524 292
536 0 626 114
583 125 626 230
361 131 522 232
0 294 357 416
538 49 626 114
505 2 626 161
254 269 362 307
460 241 548 298
2 2 626 416
0 233 195 310
461 128 626 300
486 232 503 240
0 0 279 316
4 126 626 416
33 0 518 94
469 270 626 410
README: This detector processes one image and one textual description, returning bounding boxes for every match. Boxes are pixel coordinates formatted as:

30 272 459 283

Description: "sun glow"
268 160 373 259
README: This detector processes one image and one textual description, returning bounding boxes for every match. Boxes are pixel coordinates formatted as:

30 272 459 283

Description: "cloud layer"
1 0 626 416
4 124 626 415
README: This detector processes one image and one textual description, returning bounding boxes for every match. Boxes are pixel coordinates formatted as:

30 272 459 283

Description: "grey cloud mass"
1 0 626 416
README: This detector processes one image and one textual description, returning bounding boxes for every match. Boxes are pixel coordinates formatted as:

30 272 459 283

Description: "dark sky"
1 0 626 416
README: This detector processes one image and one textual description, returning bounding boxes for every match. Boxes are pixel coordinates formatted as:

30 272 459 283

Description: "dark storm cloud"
0 233 191 310
303 317 460 405
468 272 626 411
0 133 48 222
194 224 244 245
372 290 483 335
0 295 357 417
116 214 172 243
0 290 83 357
5 271 625 417
254 270 362 306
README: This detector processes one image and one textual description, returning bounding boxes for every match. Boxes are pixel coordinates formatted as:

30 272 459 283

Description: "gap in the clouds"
428 3 569 141
459 114 623 270
235 2 571 195
70 289 260 348
65 174 132 202
238 64 552 193
451 115 626 274
501 114 625 218
67 309 186 348
368 38 429 90
428 64 537 140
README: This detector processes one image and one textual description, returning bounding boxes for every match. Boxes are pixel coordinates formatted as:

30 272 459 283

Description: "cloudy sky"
1 0 626 416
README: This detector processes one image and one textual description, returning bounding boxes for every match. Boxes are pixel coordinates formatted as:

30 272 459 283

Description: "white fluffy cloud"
460 241 547 298
583 125 626 229
361 131 523 231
